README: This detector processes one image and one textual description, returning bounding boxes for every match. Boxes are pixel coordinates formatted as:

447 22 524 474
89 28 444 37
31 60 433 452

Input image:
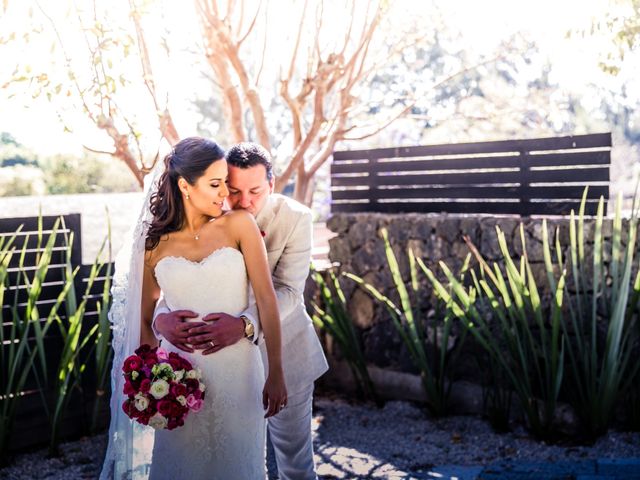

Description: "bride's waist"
164 305 249 320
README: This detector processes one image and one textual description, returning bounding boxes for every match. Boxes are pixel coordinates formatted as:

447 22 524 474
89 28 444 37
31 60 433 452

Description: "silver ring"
209 341 215 348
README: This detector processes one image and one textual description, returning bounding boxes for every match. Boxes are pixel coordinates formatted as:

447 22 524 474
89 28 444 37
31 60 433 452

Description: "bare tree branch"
255 0 268 85
197 0 246 143
129 0 180 145
82 145 115 156
341 102 415 141
238 0 261 46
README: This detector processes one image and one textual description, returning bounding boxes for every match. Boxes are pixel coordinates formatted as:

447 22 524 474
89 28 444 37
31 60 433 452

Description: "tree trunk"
292 171 314 206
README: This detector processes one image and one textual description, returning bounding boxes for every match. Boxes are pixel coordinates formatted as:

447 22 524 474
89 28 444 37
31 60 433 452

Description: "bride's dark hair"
145 137 225 251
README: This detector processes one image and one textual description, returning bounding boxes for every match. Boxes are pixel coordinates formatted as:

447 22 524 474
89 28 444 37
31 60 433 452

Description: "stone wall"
319 212 635 414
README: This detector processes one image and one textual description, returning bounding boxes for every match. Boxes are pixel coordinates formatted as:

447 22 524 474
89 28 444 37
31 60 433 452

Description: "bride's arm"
233 211 287 417
141 252 161 347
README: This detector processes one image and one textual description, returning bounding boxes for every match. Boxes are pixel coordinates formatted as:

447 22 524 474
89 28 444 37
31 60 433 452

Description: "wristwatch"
240 315 255 341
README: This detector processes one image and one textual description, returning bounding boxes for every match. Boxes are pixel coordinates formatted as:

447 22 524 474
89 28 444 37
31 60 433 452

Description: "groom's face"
226 164 274 216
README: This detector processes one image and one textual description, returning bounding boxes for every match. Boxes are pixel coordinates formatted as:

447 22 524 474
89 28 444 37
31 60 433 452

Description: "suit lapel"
255 196 277 241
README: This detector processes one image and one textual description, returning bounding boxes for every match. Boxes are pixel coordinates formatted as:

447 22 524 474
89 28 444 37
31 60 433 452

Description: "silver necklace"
193 217 214 240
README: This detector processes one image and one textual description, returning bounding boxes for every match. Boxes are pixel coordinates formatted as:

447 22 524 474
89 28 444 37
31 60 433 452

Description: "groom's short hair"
226 142 274 181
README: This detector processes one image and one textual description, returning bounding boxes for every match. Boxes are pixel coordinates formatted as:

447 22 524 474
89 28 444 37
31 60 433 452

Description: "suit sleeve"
151 296 170 341
242 209 312 341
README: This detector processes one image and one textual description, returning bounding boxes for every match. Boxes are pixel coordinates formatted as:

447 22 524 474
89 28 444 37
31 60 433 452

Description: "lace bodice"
154 246 249 319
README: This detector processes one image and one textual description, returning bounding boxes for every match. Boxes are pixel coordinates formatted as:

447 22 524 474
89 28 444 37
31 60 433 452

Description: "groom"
153 142 328 480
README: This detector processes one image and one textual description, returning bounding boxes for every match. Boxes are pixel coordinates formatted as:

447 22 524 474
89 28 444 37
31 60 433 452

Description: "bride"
100 137 286 479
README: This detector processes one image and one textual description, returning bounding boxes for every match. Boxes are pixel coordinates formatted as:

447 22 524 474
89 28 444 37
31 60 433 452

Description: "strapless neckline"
155 246 242 271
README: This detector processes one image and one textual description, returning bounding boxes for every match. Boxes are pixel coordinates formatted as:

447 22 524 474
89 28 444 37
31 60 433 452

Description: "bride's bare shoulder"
144 233 175 268
219 209 256 228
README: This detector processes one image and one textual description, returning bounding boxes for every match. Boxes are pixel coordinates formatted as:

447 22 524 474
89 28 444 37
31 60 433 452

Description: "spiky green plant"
558 190 640 437
48 217 111 454
311 266 378 404
424 188 640 439
423 223 567 439
346 228 470 417
0 220 73 464
91 211 113 433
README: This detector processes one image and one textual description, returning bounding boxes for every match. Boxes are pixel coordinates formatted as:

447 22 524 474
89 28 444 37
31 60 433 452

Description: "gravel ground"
1 397 639 480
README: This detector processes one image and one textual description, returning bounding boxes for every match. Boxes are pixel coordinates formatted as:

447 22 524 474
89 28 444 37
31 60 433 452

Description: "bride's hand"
262 369 287 418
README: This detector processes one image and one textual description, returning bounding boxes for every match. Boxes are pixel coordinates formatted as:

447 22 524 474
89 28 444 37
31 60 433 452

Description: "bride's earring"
185 192 190 200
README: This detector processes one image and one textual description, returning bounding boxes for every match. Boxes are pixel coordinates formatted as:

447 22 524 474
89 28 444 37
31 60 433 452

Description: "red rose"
167 418 180 430
168 352 183 371
139 379 151 393
123 379 136 396
193 389 203 400
157 400 173 416
135 344 155 358
181 358 193 371
171 402 184 417
122 399 134 416
137 413 151 425
144 356 157 368
171 383 187 397
122 355 142 373
185 378 199 392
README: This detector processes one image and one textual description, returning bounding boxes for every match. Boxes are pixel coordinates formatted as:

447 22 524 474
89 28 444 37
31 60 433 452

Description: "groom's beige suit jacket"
242 194 328 394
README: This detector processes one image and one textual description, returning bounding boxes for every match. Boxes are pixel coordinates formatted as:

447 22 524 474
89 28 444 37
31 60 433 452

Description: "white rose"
199 382 206 392
148 413 168 430
134 392 149 411
131 371 139 380
196 367 203 379
176 395 187 406
149 379 170 399
186 369 198 379
174 369 185 381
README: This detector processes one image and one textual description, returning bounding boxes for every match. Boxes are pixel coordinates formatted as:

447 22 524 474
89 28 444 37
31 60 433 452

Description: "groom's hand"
188 313 245 355
156 310 202 353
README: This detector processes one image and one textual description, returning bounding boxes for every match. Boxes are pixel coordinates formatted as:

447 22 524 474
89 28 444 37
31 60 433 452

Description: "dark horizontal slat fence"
331 133 611 215
1 214 112 451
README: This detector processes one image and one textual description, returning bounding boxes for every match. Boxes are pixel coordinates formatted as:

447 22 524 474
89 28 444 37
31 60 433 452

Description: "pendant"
195 235 200 240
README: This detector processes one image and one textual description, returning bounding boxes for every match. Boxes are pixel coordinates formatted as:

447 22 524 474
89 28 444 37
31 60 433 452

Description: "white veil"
100 161 165 480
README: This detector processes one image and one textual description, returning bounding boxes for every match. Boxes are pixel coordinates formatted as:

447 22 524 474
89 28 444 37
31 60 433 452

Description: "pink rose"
156 348 169 362
186 394 203 412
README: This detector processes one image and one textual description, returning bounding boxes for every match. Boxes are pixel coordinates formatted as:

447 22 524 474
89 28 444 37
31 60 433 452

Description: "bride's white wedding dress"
149 246 266 480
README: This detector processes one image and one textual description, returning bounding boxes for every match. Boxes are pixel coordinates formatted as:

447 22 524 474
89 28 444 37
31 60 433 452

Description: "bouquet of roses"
121 344 206 430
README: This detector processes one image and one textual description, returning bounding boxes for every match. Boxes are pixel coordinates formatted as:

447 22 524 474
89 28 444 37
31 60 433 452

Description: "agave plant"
424 187 640 439
557 190 640 437
423 223 567 439
311 266 379 404
346 228 470 417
